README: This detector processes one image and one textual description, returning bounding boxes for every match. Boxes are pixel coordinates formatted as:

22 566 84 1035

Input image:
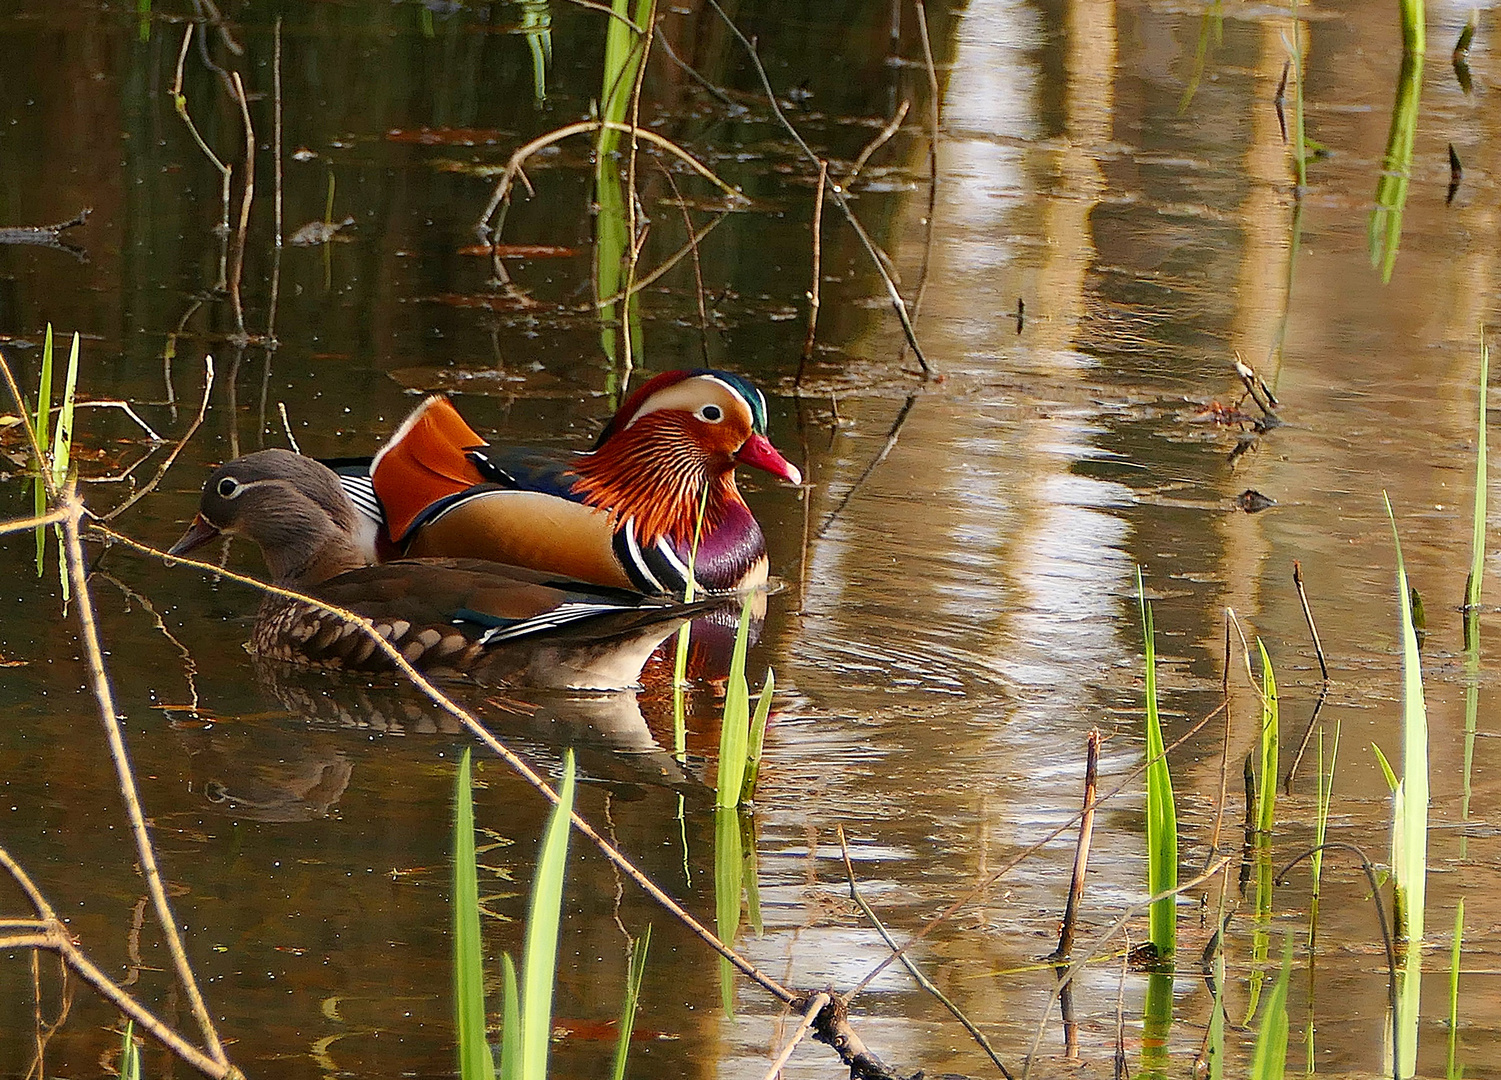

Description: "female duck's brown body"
170 450 727 690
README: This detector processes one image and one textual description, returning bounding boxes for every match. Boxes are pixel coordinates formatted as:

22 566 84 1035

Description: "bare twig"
102 355 214 522
228 70 254 338
273 17 283 248
706 0 931 376
1051 730 1100 960
760 991 830 1080
59 498 229 1067
799 159 828 379
277 401 301 454
845 101 910 188
818 392 917 537
171 24 232 253
0 507 69 539
837 826 1012 1078
1292 560 1329 680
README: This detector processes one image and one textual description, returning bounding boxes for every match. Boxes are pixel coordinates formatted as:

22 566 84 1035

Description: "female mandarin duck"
169 450 726 691
344 369 801 596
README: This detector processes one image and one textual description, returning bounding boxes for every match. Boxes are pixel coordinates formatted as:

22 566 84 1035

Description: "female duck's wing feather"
255 558 727 690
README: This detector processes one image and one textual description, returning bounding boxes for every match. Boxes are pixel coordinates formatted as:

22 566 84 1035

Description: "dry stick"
1051 729 1100 961
101 355 214 522
171 24 232 270
595 214 726 308
277 401 302 454
849 698 1227 1002
798 159 828 380
654 159 711 360
227 71 254 339
58 500 229 1068
837 826 1013 1079
1292 560 1329 680
0 848 235 1079
1019 857 1235 1080
705 0 931 376
1283 682 1330 793
475 120 743 243
844 101 910 189
759 990 831 1080
619 7 657 381
901 0 940 342
94 527 800 1009
273 17 283 249
0 507 69 539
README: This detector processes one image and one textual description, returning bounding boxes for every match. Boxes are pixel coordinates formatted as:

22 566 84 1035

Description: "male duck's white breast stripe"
338 474 385 527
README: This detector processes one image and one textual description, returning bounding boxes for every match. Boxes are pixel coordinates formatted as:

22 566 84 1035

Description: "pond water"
0 0 1497 1076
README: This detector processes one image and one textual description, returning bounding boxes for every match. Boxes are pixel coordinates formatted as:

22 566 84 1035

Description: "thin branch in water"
1283 681 1330 792
798 159 829 381
58 497 230 1067
172 24 232 253
1293 559 1329 680
227 70 255 339
1050 730 1100 962
837 825 1012 1079
102 355 214 522
277 401 301 454
759 991 831 1080
706 0 932 377
818 392 917 538
654 157 712 363
844 101 909 189
273 16 283 248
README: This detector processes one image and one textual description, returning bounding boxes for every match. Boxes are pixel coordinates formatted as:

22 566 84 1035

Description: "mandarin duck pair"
170 370 801 691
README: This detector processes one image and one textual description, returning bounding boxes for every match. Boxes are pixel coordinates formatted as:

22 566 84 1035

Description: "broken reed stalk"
705 0 932 376
228 70 254 339
759 991 831 1080
846 697 1227 1002
1018 857 1235 1080
799 159 829 375
1292 560 1329 680
94 526 799 1010
57 498 231 1070
836 826 1013 1079
1052 729 1100 961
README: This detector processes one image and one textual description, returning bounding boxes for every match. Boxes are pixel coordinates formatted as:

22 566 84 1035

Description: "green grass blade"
610 925 651 1080
1371 742 1399 793
120 1018 141 1080
1249 938 1293 1080
1466 335 1488 616
1309 718 1341 948
1448 900 1464 1080
1368 52 1424 282
500 953 520 1080
715 595 755 809
1256 639 1279 836
521 750 576 1080
743 667 774 801
50 331 79 489
714 805 743 1017
1139 568 1177 957
454 748 495 1080
33 323 53 575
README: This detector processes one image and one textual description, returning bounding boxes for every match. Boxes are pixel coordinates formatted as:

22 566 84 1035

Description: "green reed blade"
671 484 709 759
1309 718 1341 948
1256 639 1279 836
743 668 775 801
1386 494 1430 1079
1368 51 1423 282
1138 568 1177 957
715 595 755 809
611 925 651 1080
454 748 495 1080
120 1018 141 1080
521 750 575 1080
1208 941 1225 1080
1466 336 1488 616
714 805 743 1017
520 0 552 103
33 323 53 574
500 953 520 1080
1448 899 1464 1080
50 331 79 490
1249 938 1293 1080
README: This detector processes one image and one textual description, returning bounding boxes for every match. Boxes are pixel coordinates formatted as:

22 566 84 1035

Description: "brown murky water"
0 0 1498 1076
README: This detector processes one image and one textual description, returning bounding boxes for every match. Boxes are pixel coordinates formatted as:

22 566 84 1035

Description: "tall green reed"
611 925 651 1080
1249 939 1293 1080
1447 900 1464 1080
1138 569 1177 957
454 748 496 1080
32 326 80 596
517 751 577 1080
1385 495 1429 1079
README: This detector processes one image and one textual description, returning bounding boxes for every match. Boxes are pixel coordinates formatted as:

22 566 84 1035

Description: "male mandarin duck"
340 369 802 597
169 450 729 691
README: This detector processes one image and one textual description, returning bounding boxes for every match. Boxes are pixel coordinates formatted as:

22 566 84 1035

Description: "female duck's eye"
217 477 242 499
697 404 724 423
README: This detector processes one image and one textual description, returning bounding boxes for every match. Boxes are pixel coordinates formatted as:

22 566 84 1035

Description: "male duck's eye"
217 477 242 499
697 404 724 423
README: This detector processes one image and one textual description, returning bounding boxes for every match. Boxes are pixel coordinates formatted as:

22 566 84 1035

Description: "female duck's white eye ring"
697 404 724 423
217 477 243 499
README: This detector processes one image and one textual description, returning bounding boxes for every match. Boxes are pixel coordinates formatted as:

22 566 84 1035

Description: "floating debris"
288 216 354 246
1448 143 1463 206
1236 489 1276 514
